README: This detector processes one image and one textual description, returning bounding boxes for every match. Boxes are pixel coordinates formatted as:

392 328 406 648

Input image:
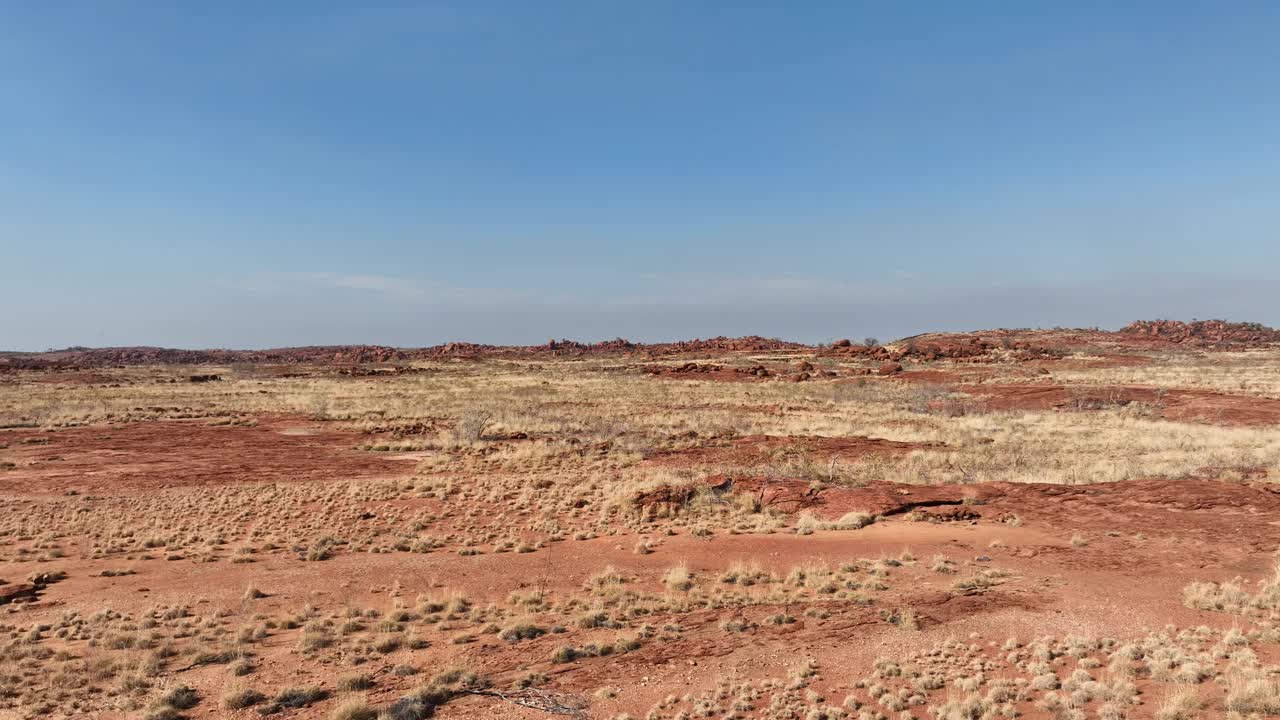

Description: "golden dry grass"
4 356 1278 488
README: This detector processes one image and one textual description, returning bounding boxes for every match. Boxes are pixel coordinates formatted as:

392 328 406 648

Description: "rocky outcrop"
1120 320 1280 346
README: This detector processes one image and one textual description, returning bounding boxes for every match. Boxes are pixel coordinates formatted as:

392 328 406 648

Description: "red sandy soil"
0 415 416 496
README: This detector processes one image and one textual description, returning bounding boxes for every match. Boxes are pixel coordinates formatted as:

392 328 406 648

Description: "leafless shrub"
452 409 493 444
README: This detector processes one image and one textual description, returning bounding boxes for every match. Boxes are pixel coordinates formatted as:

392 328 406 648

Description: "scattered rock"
877 362 904 376
0 583 37 605
1121 319 1280 346
644 362 724 376
28 571 65 586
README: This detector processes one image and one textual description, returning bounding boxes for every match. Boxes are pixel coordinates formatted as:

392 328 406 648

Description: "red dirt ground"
0 416 417 496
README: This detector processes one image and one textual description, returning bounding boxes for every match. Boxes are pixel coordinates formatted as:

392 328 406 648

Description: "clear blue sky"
3 2 1278 349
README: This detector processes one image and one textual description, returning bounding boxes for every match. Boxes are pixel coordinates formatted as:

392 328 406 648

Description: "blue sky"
3 2 1279 349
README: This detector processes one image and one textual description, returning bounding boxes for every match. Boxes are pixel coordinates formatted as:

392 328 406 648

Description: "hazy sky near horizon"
3 2 1279 350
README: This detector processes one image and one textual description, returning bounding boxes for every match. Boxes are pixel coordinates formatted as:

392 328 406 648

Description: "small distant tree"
863 337 879 347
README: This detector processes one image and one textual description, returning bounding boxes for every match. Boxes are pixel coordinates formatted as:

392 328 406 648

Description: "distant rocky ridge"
3 321 1276 369
0 336 805 369
1118 319 1280 345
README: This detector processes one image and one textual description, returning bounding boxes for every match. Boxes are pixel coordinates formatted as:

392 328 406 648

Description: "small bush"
499 622 546 643
159 686 200 710
382 697 430 720
1154 687 1200 720
330 698 377 720
272 685 328 709
223 687 266 709
1226 674 1280 714
832 512 875 530
337 674 375 691
452 409 493 444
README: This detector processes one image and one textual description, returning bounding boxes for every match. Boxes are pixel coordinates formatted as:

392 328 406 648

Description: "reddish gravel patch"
0 416 416 495
643 362 772 383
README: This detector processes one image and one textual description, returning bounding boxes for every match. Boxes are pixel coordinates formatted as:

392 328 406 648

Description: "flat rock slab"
0 583 38 605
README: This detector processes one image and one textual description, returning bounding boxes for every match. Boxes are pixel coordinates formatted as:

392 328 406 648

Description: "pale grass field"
4 356 1278 486
1044 350 1280 399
